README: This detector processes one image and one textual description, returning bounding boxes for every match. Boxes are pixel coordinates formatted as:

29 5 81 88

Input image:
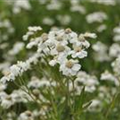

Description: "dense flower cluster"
0 0 120 119
36 29 96 76
1 27 96 83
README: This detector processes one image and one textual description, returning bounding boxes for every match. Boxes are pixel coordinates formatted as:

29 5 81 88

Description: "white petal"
72 64 81 71
78 51 87 58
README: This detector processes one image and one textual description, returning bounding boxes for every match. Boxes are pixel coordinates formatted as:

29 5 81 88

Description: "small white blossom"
92 41 111 62
18 111 34 120
109 43 120 58
57 15 71 25
70 3 86 14
84 32 97 39
43 17 54 25
75 71 99 93
8 42 25 55
69 45 87 59
46 1 62 10
86 12 107 24
97 24 107 32
28 26 42 32
112 56 120 76
60 59 81 76
101 70 119 86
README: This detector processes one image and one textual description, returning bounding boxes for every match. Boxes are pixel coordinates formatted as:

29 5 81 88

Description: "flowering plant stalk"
0 27 97 120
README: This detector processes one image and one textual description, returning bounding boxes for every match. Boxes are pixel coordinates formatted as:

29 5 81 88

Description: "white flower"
23 26 42 41
26 37 41 49
49 52 67 66
23 31 34 41
70 4 86 14
1 76 10 84
49 59 57 66
113 35 120 42
71 50 87 58
27 77 52 88
78 34 90 48
1 73 15 83
97 24 107 32
0 62 10 73
88 99 101 112
8 42 25 55
57 15 71 25
1 53 41 83
46 29 69 46
60 59 81 76
84 32 97 39
42 17 54 25
75 71 99 93
109 43 120 58
67 31 78 44
46 1 62 10
13 0 31 12
27 53 40 65
86 12 107 23
113 26 120 34
92 41 111 62
101 70 119 86
28 26 42 32
0 82 7 91
0 91 7 100
69 45 87 58
17 61 30 73
1 94 14 109
18 111 34 120
50 43 70 56
10 65 21 76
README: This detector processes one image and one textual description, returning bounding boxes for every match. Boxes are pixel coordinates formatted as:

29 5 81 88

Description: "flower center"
4 71 11 76
65 28 72 34
56 35 63 41
79 34 85 41
26 111 32 117
66 60 74 68
41 33 48 42
32 89 40 97
74 46 82 52
56 44 65 52
6 96 12 100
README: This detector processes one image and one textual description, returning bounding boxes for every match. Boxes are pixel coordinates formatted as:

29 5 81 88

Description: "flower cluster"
1 53 40 83
1 28 96 82
33 28 96 76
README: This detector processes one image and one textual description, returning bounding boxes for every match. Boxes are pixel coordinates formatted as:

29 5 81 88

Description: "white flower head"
69 45 87 59
60 59 81 76
18 111 34 120
101 70 119 86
